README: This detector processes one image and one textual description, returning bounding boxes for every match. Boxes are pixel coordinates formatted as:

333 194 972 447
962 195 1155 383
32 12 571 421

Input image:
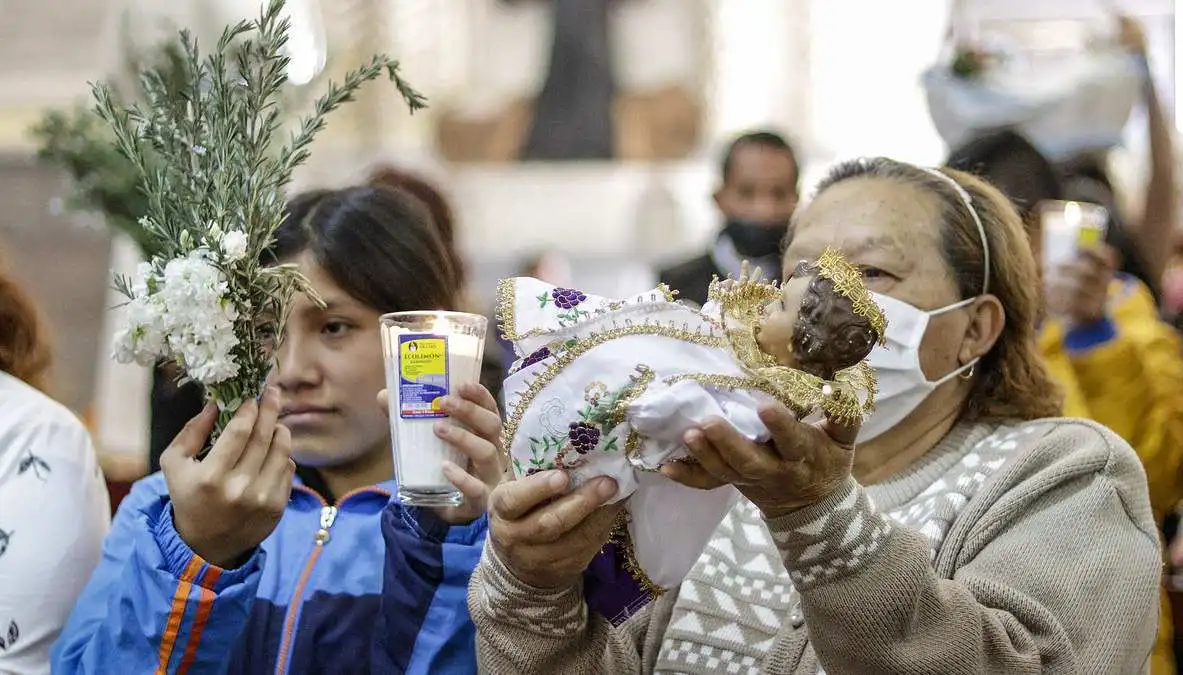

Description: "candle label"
397 334 449 419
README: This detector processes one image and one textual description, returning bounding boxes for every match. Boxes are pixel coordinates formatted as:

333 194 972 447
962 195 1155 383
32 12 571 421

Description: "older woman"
467 157 1162 673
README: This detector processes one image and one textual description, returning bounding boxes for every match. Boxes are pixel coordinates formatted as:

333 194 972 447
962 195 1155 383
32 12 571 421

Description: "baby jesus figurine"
496 248 886 621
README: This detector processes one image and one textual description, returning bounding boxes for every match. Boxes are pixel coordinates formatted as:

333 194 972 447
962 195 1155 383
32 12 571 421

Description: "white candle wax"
384 325 483 491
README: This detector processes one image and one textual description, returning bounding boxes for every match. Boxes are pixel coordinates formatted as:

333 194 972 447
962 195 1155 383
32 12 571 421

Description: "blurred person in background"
659 130 799 307
0 258 109 675
1057 15 1175 306
516 249 574 289
367 165 506 402
947 128 1183 674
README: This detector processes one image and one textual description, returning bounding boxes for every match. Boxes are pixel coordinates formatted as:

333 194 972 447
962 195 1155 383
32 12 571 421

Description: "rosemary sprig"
90 0 426 433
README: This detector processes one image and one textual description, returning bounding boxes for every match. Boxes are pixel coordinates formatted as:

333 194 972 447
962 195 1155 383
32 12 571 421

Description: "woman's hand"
662 402 857 518
163 388 296 568
378 382 506 525
487 472 622 588
1045 245 1117 329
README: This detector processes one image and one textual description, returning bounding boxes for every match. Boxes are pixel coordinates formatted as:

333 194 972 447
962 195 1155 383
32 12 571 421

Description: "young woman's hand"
162 388 296 568
378 382 506 525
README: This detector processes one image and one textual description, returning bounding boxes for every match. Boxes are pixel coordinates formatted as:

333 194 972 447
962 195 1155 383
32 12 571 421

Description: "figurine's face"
755 272 808 367
757 261 878 379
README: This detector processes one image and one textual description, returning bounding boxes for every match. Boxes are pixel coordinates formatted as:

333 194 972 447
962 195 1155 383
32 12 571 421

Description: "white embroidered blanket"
497 277 764 589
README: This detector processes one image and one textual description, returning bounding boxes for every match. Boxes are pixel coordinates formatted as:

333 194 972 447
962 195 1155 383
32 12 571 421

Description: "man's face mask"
722 218 788 259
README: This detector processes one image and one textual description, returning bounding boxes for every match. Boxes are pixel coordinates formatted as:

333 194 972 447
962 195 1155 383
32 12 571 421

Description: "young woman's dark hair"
0 261 53 392
366 166 467 292
270 185 460 313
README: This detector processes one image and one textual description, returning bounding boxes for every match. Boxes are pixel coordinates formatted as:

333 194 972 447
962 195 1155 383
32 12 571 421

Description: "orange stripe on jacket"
155 557 204 674
176 566 223 675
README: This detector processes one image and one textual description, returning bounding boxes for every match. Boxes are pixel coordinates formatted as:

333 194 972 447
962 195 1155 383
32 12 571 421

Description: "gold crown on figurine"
706 247 887 361
814 248 888 343
702 247 887 426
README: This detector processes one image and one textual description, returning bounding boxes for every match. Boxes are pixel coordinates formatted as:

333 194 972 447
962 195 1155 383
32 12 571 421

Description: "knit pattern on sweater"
654 422 1041 674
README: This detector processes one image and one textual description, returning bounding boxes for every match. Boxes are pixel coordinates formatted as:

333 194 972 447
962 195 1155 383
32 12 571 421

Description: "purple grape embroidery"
551 287 587 309
521 346 551 369
509 346 554 376
568 422 601 454
536 287 590 326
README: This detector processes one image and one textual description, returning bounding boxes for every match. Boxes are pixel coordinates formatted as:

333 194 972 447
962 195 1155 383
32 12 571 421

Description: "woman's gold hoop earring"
959 363 976 380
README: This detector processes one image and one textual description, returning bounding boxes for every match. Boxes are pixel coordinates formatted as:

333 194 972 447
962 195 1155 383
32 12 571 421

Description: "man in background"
660 130 799 306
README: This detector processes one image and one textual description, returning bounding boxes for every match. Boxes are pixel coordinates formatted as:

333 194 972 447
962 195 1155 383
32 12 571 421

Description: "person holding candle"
946 127 1183 675
53 186 504 674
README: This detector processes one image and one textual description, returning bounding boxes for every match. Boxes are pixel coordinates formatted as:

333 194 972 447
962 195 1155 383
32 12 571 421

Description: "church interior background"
0 0 1177 460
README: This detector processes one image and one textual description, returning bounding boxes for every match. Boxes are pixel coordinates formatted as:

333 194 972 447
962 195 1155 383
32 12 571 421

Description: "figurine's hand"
734 260 766 287
163 389 295 569
378 382 507 524
662 402 856 518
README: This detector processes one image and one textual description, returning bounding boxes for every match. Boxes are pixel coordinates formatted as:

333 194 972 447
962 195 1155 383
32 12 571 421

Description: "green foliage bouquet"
28 41 192 255
102 0 425 432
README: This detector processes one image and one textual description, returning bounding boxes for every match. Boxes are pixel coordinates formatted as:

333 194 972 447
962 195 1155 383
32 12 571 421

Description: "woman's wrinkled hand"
378 382 505 525
487 471 623 588
662 401 857 518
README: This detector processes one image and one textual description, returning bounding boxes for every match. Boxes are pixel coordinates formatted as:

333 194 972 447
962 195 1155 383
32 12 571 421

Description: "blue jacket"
51 473 487 674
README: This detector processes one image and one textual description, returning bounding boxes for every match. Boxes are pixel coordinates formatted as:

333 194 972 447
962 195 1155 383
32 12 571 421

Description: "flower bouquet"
102 0 425 435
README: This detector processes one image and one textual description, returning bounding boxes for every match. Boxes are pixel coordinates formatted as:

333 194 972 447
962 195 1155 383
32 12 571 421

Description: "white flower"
131 262 155 297
114 249 241 385
112 293 167 367
220 230 249 263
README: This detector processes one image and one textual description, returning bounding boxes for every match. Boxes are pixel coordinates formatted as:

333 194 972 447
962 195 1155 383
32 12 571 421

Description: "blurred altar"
0 0 1176 459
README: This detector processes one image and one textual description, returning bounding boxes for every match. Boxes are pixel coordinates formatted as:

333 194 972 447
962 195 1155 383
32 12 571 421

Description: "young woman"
0 260 109 675
52 186 504 674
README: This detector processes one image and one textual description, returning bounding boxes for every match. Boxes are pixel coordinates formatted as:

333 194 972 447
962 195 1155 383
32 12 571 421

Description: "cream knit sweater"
468 418 1163 674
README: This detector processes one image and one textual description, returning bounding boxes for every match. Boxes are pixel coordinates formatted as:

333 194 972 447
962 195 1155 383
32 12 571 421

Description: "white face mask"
857 292 980 443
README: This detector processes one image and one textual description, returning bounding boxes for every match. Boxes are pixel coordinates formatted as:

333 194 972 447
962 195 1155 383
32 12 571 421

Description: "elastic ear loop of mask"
920 167 990 296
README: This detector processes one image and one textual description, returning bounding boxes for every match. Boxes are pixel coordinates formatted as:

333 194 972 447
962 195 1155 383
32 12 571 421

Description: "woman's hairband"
920 166 990 295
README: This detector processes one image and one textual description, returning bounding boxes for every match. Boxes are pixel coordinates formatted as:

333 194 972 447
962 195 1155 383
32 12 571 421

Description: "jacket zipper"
273 485 391 675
